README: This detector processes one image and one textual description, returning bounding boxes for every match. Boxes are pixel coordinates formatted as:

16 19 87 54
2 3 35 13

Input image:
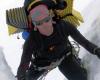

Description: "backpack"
6 0 83 35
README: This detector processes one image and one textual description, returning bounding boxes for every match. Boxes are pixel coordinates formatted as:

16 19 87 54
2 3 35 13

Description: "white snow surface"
0 46 16 80
0 0 100 80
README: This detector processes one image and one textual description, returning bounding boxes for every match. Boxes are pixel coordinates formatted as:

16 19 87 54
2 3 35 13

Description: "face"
29 5 53 30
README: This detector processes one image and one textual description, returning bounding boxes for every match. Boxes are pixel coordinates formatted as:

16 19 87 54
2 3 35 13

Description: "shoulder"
59 20 75 27
55 20 78 36
56 20 76 31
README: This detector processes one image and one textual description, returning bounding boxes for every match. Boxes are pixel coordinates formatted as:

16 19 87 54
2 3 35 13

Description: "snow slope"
0 46 16 80
78 0 100 80
80 15 100 80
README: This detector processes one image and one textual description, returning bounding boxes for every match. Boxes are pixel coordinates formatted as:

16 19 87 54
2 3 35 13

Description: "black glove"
17 64 28 80
94 48 100 58
17 67 26 80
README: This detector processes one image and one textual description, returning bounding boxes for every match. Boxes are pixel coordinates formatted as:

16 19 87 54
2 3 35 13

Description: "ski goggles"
32 16 52 26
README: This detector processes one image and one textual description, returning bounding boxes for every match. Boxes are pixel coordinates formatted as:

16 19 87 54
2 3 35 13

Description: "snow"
0 0 100 80
78 0 100 80
0 46 16 80
79 15 100 80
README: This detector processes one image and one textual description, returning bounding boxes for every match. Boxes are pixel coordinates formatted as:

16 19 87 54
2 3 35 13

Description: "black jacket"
19 20 97 68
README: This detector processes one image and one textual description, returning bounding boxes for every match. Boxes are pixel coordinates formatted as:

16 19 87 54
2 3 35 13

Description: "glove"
94 48 100 58
17 64 29 80
17 67 26 80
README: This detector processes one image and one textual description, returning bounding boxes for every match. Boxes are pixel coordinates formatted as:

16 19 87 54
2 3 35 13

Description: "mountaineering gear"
17 68 26 80
55 0 67 10
31 16 52 27
22 31 29 40
52 0 84 26
6 0 83 35
26 0 83 27
25 54 87 80
6 7 28 35
17 63 29 80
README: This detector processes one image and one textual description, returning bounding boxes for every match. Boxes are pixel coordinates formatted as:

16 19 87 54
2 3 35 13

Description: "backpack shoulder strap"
56 20 67 39
56 21 73 48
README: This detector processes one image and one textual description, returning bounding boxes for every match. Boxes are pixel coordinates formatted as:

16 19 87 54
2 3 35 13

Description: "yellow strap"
72 9 84 23
8 25 18 35
54 0 84 27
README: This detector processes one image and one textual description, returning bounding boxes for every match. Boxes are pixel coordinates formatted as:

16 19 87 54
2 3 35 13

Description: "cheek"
45 20 53 26
48 21 53 26
44 23 52 27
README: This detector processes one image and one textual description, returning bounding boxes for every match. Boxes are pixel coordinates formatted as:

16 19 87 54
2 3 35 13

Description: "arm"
17 31 36 80
62 21 98 54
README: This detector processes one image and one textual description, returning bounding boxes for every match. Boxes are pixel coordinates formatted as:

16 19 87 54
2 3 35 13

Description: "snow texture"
78 0 100 80
0 46 16 80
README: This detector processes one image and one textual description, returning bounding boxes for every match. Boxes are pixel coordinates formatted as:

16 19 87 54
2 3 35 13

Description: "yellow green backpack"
6 0 84 35
53 0 84 26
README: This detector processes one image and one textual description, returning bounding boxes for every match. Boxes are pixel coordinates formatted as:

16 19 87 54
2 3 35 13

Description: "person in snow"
17 0 100 80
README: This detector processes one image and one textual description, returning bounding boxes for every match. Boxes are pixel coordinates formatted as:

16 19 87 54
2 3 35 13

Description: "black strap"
33 31 44 57
56 21 73 52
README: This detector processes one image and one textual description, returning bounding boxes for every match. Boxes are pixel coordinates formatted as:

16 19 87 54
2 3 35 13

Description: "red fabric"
20 63 29 70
